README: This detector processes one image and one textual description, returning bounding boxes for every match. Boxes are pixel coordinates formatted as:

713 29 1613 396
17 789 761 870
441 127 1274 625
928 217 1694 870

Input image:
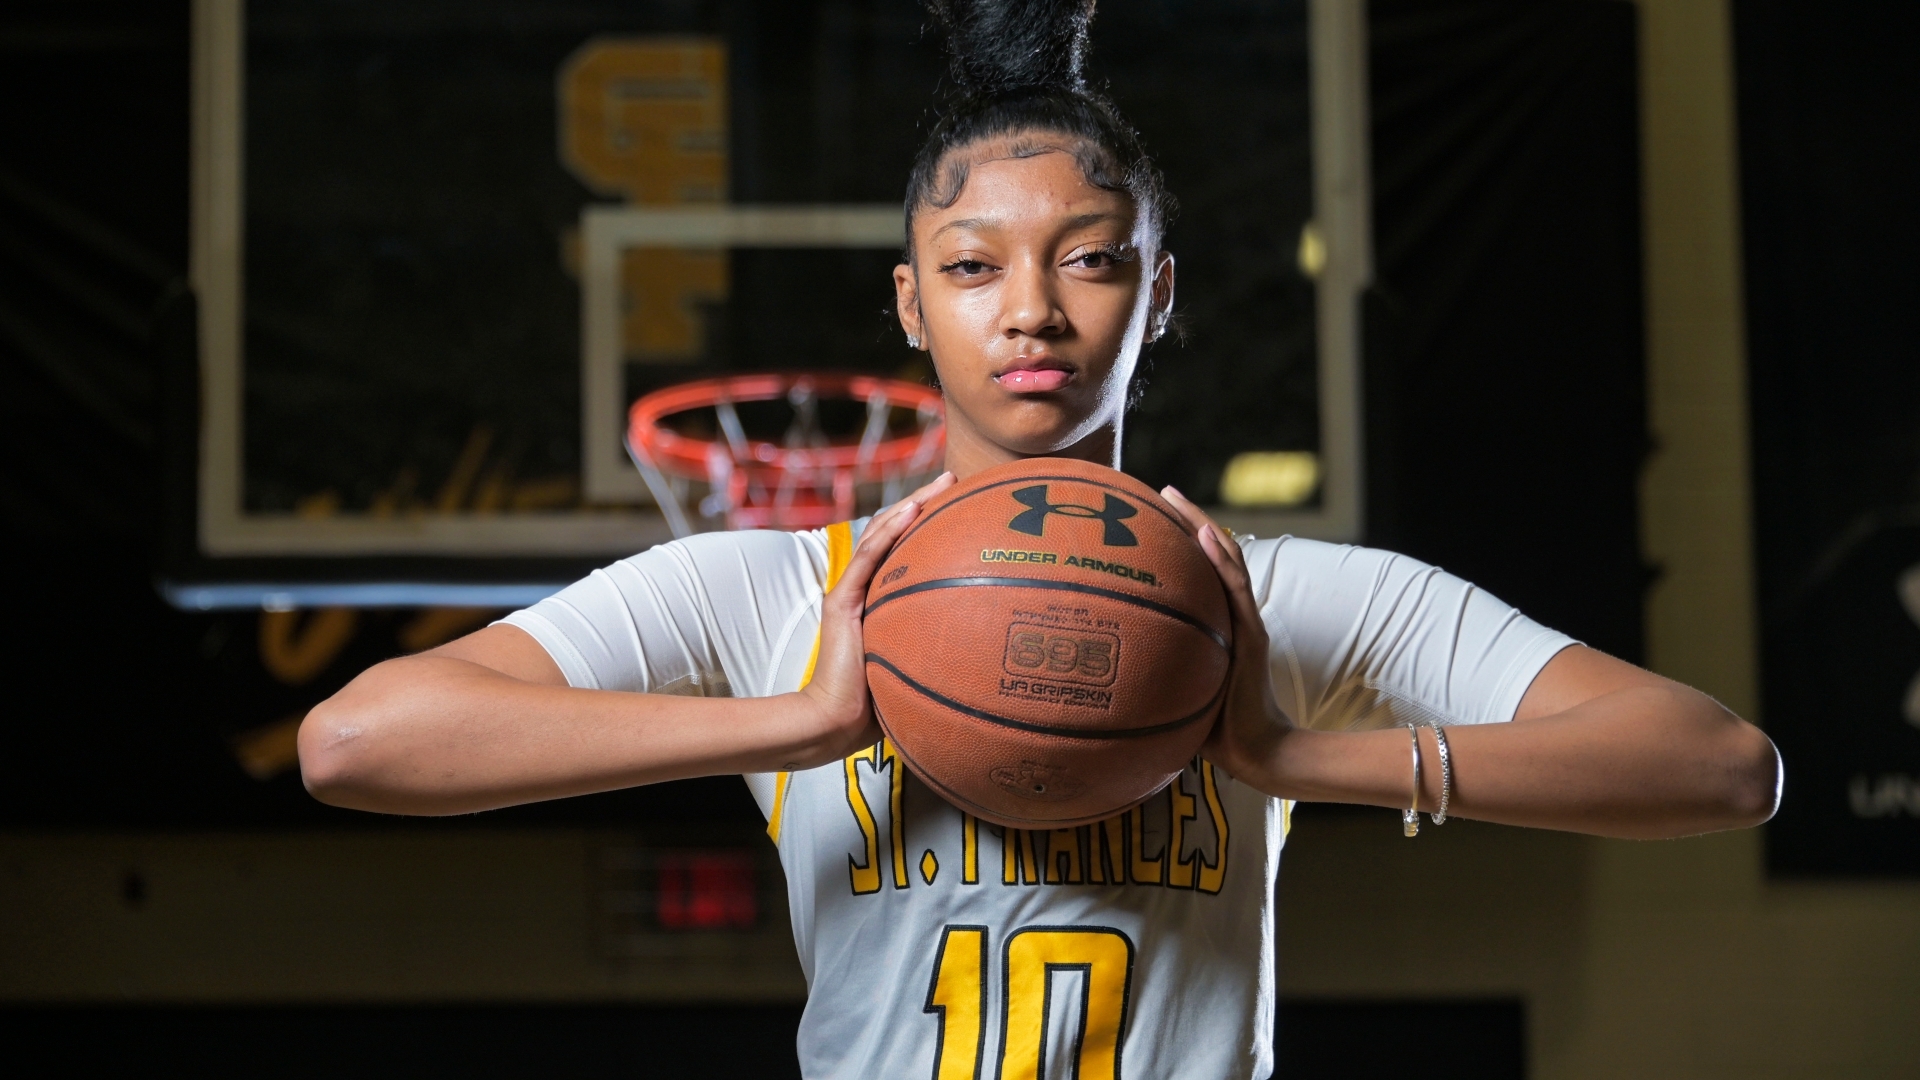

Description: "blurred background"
0 0 1914 1077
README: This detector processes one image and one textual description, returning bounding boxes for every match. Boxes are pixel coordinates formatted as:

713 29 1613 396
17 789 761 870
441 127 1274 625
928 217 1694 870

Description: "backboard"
171 0 1367 609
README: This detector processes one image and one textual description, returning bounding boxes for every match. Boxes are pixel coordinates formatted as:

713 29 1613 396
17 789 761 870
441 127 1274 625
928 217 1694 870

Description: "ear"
893 263 925 348
1149 251 1176 339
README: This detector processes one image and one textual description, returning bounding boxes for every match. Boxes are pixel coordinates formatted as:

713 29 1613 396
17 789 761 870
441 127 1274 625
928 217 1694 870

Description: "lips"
994 357 1074 394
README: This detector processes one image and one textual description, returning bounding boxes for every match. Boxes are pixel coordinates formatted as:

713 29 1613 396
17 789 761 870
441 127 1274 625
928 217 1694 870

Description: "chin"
986 414 1112 458
949 381 1125 459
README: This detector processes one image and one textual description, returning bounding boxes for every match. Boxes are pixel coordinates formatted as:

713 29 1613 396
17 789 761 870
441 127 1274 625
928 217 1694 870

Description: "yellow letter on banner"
999 927 1135 1080
558 39 727 203
557 38 730 364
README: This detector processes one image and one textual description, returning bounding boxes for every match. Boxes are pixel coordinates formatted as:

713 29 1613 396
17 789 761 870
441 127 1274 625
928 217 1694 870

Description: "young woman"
300 3 1779 1076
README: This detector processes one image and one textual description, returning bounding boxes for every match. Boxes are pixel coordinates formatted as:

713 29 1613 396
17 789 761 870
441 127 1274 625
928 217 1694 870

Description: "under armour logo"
1007 485 1139 546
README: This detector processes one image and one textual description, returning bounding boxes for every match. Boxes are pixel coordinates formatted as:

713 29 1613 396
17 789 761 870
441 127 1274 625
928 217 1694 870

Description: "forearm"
298 656 839 816
1245 685 1780 839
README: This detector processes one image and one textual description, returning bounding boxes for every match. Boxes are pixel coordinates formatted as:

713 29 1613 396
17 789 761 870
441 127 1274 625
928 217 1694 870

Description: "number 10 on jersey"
926 924 1136 1080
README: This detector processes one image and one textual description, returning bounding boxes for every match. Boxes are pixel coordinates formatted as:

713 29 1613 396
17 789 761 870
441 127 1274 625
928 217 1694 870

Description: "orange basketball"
863 457 1231 828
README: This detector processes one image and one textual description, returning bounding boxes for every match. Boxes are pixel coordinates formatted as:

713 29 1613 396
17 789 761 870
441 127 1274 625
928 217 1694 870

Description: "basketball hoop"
626 373 945 535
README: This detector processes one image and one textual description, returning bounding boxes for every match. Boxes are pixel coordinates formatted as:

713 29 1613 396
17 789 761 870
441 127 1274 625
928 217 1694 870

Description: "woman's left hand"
1160 487 1291 786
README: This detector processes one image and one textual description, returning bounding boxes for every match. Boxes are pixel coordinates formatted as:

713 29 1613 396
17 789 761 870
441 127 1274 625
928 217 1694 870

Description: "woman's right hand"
793 471 957 768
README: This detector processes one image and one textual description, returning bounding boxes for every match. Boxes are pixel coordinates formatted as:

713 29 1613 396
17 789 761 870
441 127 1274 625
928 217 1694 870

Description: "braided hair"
905 0 1173 258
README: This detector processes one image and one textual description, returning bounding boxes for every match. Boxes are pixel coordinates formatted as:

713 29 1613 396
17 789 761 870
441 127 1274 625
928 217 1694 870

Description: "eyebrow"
1061 211 1129 232
928 211 1131 244
929 217 995 243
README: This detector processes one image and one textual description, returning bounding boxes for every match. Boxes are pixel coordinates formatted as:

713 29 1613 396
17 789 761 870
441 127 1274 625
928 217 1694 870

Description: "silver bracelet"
1429 724 1452 825
1402 725 1422 838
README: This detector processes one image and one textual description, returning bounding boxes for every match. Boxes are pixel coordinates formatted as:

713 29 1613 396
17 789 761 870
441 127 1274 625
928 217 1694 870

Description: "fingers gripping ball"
864 458 1231 828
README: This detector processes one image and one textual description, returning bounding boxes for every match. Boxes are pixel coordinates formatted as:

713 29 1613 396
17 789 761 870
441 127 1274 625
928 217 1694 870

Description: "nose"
997 254 1066 340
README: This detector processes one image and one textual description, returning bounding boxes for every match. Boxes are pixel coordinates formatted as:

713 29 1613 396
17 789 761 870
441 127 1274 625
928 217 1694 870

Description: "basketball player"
299 3 1780 1076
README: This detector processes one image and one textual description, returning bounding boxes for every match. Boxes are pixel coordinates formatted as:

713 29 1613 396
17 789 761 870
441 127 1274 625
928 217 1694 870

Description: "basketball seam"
893 472 1194 549
864 576 1229 650
864 653 1224 740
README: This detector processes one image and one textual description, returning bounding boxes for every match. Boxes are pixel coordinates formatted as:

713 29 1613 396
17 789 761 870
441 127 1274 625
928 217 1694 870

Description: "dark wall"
1366 0 1647 662
1736 0 1920 877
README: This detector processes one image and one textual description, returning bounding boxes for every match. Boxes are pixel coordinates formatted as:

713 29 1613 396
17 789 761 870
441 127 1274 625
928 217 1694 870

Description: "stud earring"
905 333 921 349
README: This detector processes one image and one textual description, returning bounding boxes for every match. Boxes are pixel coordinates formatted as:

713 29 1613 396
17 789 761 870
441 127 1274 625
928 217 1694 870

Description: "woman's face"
894 140 1174 479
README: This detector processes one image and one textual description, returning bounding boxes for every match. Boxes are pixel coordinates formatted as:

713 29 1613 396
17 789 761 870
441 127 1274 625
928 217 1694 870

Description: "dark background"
1364 0 1646 665
5 0 1659 1074
0 999 1524 1079
1735 0 1920 877
0 0 1645 830
236 0 1322 513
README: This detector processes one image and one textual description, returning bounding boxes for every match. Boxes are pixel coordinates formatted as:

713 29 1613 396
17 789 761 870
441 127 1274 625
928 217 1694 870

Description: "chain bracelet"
1429 724 1452 825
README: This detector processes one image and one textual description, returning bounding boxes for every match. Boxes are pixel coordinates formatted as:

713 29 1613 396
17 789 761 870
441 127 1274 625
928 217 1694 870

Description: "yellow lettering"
883 739 909 890
962 814 980 885
1044 827 1082 884
1094 816 1126 885
618 247 728 361
258 608 359 686
1128 801 1164 886
557 39 731 365
844 745 881 895
981 549 1059 564
1001 828 1041 885
558 39 726 202
1000 929 1135 1080
926 926 988 1080
1168 769 1199 889
1198 761 1231 894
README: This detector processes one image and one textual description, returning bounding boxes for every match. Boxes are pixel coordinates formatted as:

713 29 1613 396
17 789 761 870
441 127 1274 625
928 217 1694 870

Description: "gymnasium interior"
1 1 1914 1076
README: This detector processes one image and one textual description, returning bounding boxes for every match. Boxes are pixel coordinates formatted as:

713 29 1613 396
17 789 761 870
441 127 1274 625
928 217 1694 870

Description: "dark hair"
905 0 1172 258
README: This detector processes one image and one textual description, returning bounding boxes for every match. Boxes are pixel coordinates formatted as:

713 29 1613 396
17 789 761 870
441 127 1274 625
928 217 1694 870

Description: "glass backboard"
172 0 1365 609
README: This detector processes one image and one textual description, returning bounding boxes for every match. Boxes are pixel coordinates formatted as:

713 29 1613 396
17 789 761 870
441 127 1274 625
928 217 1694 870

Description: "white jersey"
502 523 1573 1080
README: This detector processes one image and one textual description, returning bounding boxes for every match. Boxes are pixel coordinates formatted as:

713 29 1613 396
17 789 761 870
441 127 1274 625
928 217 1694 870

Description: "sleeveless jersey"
501 521 1573 1079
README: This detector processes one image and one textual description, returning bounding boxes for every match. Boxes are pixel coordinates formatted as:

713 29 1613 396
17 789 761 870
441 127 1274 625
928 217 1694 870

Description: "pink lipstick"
996 367 1073 392
993 354 1074 393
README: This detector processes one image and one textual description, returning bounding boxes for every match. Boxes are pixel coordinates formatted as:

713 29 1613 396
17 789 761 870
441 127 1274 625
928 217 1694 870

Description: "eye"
1066 244 1132 271
936 257 996 278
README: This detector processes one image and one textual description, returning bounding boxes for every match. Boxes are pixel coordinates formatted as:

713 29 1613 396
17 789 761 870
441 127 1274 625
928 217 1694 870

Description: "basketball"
863 457 1232 828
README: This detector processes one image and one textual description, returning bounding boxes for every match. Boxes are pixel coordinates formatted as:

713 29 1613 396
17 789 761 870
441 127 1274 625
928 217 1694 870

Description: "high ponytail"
905 0 1171 256
929 0 1095 96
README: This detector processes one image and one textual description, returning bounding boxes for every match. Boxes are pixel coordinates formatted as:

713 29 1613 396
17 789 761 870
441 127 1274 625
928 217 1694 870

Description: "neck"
941 417 1124 481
